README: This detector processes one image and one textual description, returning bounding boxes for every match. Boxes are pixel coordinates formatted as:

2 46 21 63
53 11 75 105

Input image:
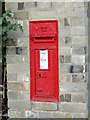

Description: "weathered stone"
31 102 58 111
8 91 19 100
7 47 28 55
60 64 71 73
17 38 29 47
7 73 17 81
60 55 64 63
14 11 29 20
24 2 36 10
18 2 24 10
71 17 88 26
8 99 31 110
60 46 71 55
29 10 58 19
71 26 87 36
64 55 71 63
64 36 72 45
17 73 30 82
65 94 71 102
71 93 86 103
71 46 87 55
7 64 29 73
18 91 29 99
7 55 29 64
7 29 29 38
25 110 39 118
71 113 88 118
8 110 26 118
7 82 29 91
60 83 87 92
72 74 86 83
60 74 72 83
60 94 64 102
59 103 86 113
64 18 70 26
5 2 18 12
60 27 71 37
39 111 52 118
72 36 88 45
70 65 84 73
52 111 66 118
37 2 51 10
71 55 85 64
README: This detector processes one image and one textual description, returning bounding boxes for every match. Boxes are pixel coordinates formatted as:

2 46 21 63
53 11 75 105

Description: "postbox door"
30 20 59 102
35 49 55 97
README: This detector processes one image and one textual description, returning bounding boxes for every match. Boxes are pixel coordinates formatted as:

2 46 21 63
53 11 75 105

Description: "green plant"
0 9 23 117
0 9 23 65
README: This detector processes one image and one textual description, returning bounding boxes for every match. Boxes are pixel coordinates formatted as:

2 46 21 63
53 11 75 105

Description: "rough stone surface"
5 1 88 119
31 102 58 111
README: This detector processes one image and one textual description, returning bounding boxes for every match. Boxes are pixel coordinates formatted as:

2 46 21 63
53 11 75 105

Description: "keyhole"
39 74 42 77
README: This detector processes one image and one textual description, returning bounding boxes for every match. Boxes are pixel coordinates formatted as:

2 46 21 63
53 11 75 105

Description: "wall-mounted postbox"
30 20 59 102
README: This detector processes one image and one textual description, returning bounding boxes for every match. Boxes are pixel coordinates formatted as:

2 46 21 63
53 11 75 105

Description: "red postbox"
30 20 59 102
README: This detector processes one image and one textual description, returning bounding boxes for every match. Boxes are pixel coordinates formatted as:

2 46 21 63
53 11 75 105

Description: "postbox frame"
29 20 59 102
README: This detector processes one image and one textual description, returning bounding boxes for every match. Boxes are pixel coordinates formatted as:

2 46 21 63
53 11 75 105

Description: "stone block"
14 11 29 20
60 46 71 55
17 73 30 82
71 17 88 26
60 55 64 63
60 94 71 102
64 36 72 45
8 91 19 100
25 110 39 118
60 64 71 73
18 2 24 10
60 55 71 63
66 7 87 18
52 111 66 118
72 74 86 83
6 55 29 64
59 27 71 37
64 55 71 63
71 55 85 64
5 2 18 12
7 64 29 73
70 65 85 73
52 2 65 9
8 99 31 110
71 113 88 118
37 2 51 10
64 18 70 26
71 93 86 103
24 2 36 10
7 73 17 81
7 82 29 91
71 46 87 55
59 102 86 113
8 110 26 118
31 102 58 111
71 26 87 36
60 83 87 92
7 29 29 38
7 47 28 55
18 91 29 99
17 38 29 47
60 73 72 83
29 10 58 19
39 111 52 118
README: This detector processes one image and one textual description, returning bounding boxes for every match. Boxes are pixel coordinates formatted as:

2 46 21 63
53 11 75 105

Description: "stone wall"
5 2 88 118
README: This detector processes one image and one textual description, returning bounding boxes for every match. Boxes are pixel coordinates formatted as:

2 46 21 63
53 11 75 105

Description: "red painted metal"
30 20 59 102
